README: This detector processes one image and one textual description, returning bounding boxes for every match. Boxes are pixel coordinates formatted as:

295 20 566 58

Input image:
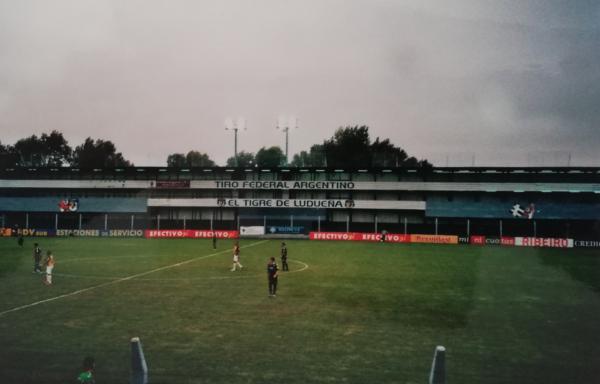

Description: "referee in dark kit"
267 257 279 297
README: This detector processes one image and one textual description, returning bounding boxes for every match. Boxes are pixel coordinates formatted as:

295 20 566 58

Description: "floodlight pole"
225 118 244 166
234 127 238 166
278 116 297 165
283 126 289 164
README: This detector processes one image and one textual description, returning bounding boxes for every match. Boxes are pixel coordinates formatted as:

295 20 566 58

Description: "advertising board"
240 226 265 236
309 232 409 243
574 240 600 248
410 234 458 244
514 237 573 248
267 226 305 234
144 230 239 239
2 228 55 237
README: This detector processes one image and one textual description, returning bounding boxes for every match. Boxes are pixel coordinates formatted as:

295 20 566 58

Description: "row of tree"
0 131 132 168
222 126 430 168
1 126 430 168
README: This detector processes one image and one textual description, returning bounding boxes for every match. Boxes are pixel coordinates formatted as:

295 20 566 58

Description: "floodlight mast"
277 116 298 165
225 117 245 167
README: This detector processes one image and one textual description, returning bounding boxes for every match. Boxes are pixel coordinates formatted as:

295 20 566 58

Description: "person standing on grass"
77 356 95 383
231 241 243 271
43 250 55 285
267 257 279 297
33 243 42 273
280 242 289 271
212 232 217 250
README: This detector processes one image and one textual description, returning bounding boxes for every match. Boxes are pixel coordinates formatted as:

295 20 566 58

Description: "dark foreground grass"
0 238 599 383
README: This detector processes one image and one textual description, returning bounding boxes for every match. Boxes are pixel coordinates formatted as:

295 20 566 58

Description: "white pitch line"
0 240 269 317
53 259 310 281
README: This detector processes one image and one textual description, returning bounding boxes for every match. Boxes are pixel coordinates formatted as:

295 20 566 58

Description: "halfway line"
0 240 269 317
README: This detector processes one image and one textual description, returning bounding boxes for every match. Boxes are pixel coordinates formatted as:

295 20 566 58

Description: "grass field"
1 237 600 384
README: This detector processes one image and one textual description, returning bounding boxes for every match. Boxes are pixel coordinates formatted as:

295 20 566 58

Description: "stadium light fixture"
225 117 246 167
277 115 298 165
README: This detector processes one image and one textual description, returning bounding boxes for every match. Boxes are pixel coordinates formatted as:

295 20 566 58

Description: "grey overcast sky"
0 0 599 166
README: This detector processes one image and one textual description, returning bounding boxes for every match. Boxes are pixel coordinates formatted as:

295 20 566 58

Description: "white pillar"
25 213 29 229
104 213 108 231
499 220 503 237
467 219 470 237
157 214 161 230
130 337 149 384
55 213 58 230
429 345 446 384
318 216 321 232
79 213 82 230
435 217 438 235
404 217 408 235
131 214 135 230
290 214 294 228
210 215 213 231
183 217 186 230
533 220 537 237
374 215 378 233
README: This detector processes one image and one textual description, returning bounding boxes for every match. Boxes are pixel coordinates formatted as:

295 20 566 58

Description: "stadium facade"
1 166 599 242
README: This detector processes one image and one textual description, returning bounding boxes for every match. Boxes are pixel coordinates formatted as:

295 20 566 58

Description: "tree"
71 138 133 168
166 151 215 167
40 131 72 166
290 144 327 167
307 144 327 167
11 131 72 167
185 151 215 167
166 153 186 167
323 126 371 168
255 146 285 167
226 151 255 167
13 135 46 167
0 141 18 168
370 137 407 167
290 151 309 167
294 126 429 168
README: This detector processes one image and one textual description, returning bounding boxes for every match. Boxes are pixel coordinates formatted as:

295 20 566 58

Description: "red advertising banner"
410 234 459 244
145 230 239 239
309 232 410 243
470 235 485 245
514 237 573 248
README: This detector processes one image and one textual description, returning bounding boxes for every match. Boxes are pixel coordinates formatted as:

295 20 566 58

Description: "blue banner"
267 226 305 234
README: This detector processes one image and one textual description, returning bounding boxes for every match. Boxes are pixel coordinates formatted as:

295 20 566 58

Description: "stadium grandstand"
1 166 599 244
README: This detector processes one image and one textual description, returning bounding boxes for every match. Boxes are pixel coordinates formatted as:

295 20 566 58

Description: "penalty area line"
0 240 269 317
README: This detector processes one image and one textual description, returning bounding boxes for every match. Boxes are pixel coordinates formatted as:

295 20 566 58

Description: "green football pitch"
1 238 599 384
